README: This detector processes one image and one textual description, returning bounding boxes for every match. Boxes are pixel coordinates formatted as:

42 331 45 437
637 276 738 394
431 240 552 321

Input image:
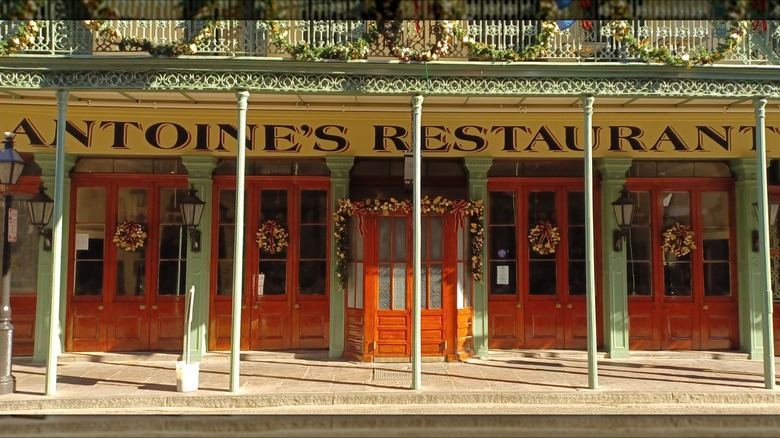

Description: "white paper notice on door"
75 233 89 251
496 265 509 285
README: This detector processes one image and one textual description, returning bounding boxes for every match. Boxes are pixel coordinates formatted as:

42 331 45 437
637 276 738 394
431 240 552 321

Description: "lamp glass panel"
191 202 205 228
27 202 44 227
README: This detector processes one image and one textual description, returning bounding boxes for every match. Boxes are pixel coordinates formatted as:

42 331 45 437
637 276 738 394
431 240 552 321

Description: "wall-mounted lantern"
26 184 54 252
611 186 635 252
179 185 205 253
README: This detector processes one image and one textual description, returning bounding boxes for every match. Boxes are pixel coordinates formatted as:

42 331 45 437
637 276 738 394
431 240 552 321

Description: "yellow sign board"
5 106 778 158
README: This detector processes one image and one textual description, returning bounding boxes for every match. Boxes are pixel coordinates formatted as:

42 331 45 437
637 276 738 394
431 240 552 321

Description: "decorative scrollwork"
0 69 773 100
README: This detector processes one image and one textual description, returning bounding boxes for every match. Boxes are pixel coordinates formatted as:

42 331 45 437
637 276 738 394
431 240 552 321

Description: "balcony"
0 19 779 65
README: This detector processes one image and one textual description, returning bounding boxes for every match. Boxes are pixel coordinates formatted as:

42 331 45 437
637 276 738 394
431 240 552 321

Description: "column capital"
412 94 424 109
595 158 632 180
325 156 354 180
34 154 76 177
464 158 493 180
729 158 759 181
182 156 218 180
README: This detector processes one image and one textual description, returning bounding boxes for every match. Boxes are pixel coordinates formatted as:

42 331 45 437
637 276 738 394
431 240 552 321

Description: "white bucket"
175 361 199 393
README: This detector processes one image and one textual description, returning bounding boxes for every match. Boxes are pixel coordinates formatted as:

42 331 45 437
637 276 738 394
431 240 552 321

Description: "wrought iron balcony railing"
1 19 778 65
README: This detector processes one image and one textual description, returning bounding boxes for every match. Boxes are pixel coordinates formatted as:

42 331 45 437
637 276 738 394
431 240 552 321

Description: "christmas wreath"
113 220 147 252
256 220 289 254
662 223 696 257
528 220 561 255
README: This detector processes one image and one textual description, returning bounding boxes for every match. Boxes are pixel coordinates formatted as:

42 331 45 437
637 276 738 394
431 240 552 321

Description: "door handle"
702 304 709 310
294 303 300 309
515 303 522 308
139 304 146 310
97 304 103 310
252 304 258 309
555 303 561 308
152 304 158 310
566 304 572 309
242 304 247 309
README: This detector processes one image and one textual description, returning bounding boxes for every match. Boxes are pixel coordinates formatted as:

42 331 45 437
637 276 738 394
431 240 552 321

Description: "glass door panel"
662 191 691 297
488 191 517 296
298 190 327 296
259 189 288 296
115 188 147 297
157 188 188 296
701 191 731 297
567 191 585 297
528 191 556 296
627 191 653 297
74 187 106 297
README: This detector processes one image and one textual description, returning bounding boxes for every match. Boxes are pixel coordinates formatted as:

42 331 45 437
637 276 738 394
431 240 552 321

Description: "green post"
464 158 492 358
32 154 76 363
595 158 632 359
181 157 218 363
753 97 776 389
325 156 354 359
730 159 764 359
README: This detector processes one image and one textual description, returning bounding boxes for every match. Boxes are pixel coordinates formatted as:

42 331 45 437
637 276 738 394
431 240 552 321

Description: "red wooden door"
626 180 737 351
67 177 188 352
209 178 329 351
769 191 780 355
488 180 595 350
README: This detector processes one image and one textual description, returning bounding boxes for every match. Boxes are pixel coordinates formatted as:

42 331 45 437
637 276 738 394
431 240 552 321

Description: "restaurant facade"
0 15 779 365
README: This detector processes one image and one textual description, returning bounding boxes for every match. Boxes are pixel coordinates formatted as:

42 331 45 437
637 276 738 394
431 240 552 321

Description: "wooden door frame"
208 175 331 351
67 174 188 352
487 177 603 350
625 178 737 350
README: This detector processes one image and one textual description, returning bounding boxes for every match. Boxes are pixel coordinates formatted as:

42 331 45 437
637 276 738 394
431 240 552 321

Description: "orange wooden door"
209 178 329 351
373 215 411 358
368 213 451 359
67 177 188 352
488 180 593 350
626 181 737 351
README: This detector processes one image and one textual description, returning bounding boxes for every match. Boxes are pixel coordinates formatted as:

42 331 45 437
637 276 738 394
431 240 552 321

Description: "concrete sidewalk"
1 349 779 414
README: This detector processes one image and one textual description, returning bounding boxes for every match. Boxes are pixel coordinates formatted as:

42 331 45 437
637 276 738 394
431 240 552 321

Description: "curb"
2 391 780 412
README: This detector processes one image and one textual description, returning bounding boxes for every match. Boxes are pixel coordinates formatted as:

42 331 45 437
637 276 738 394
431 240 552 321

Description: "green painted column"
730 158 763 359
325 156 354 359
181 156 218 362
32 154 76 363
595 158 632 359
464 158 492 358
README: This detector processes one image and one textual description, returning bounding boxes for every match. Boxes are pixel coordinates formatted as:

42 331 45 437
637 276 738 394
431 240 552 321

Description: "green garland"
265 21 380 61
464 20 560 62
607 20 750 67
84 19 221 56
390 20 466 62
0 20 38 56
333 196 485 291
0 17 757 67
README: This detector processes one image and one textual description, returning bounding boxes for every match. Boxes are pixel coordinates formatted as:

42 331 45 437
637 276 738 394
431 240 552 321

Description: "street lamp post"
0 132 26 395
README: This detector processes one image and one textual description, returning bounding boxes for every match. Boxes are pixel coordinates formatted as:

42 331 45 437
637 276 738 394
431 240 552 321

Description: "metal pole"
411 94 423 390
754 97 776 390
0 193 14 395
230 90 249 392
582 95 598 390
45 89 68 395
